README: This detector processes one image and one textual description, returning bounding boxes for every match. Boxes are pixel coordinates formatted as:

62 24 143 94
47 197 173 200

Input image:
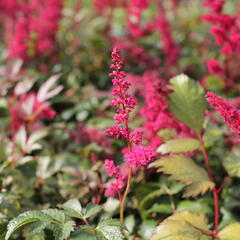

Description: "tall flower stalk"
105 48 156 223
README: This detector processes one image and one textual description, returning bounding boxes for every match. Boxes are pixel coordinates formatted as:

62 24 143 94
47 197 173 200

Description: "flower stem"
120 167 133 224
198 135 219 238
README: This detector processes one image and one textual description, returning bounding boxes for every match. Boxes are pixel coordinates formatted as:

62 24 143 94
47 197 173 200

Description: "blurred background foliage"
0 0 240 239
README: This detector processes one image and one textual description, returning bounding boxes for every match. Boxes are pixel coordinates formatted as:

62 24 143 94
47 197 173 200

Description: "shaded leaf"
53 220 75 240
139 220 157 240
28 222 49 235
223 153 240 177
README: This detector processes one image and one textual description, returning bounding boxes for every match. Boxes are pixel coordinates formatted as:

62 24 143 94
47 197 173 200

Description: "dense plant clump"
0 0 240 240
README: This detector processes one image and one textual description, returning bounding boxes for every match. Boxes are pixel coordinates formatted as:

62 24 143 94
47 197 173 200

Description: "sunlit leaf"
157 138 200 154
151 211 211 240
168 74 206 134
150 154 214 198
218 222 240 240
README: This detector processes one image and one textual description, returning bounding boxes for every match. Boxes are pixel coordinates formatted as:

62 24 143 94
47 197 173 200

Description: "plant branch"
120 167 133 224
217 175 232 194
198 135 219 238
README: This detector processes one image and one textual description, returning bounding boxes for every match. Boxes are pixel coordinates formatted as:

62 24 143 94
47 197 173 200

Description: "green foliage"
218 222 240 240
95 219 125 240
5 210 53 240
150 154 214 198
60 198 102 223
5 199 123 240
168 74 207 135
223 153 240 177
157 138 200 154
150 211 211 240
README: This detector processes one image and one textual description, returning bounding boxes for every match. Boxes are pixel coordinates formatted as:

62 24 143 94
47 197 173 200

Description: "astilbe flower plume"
203 0 240 87
155 2 180 66
105 47 137 140
104 48 156 198
125 146 156 167
141 71 193 149
3 0 62 61
206 92 240 137
126 0 150 38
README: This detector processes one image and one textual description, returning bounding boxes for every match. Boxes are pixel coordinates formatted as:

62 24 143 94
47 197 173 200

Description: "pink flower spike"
206 92 240 137
206 59 224 75
125 146 156 168
104 159 120 177
129 128 143 145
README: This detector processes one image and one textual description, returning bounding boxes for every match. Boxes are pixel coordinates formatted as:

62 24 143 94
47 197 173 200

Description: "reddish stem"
198 135 219 238
217 176 231 194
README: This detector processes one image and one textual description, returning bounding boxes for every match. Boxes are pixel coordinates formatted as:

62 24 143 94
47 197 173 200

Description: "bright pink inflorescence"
1 0 62 61
105 47 137 139
203 0 240 86
126 0 150 38
141 71 193 149
206 59 224 75
155 2 180 66
206 92 240 137
125 146 156 168
104 48 156 197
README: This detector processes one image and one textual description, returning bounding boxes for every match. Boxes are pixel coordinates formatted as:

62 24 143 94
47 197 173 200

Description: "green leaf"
124 215 135 234
84 203 102 219
53 220 75 240
157 138 200 154
218 222 240 240
139 220 157 240
96 219 125 240
42 209 65 224
139 189 165 212
177 200 212 215
142 203 172 219
5 210 52 240
60 199 84 221
151 211 211 240
223 153 240 177
157 128 178 142
150 154 214 198
71 229 97 240
168 74 207 134
28 222 49 235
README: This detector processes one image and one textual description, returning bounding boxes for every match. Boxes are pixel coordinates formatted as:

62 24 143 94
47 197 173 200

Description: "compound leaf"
151 211 211 240
84 203 102 219
218 222 240 240
168 74 206 135
157 138 200 154
96 219 125 240
5 210 52 240
223 153 240 178
150 154 214 198
60 199 84 220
